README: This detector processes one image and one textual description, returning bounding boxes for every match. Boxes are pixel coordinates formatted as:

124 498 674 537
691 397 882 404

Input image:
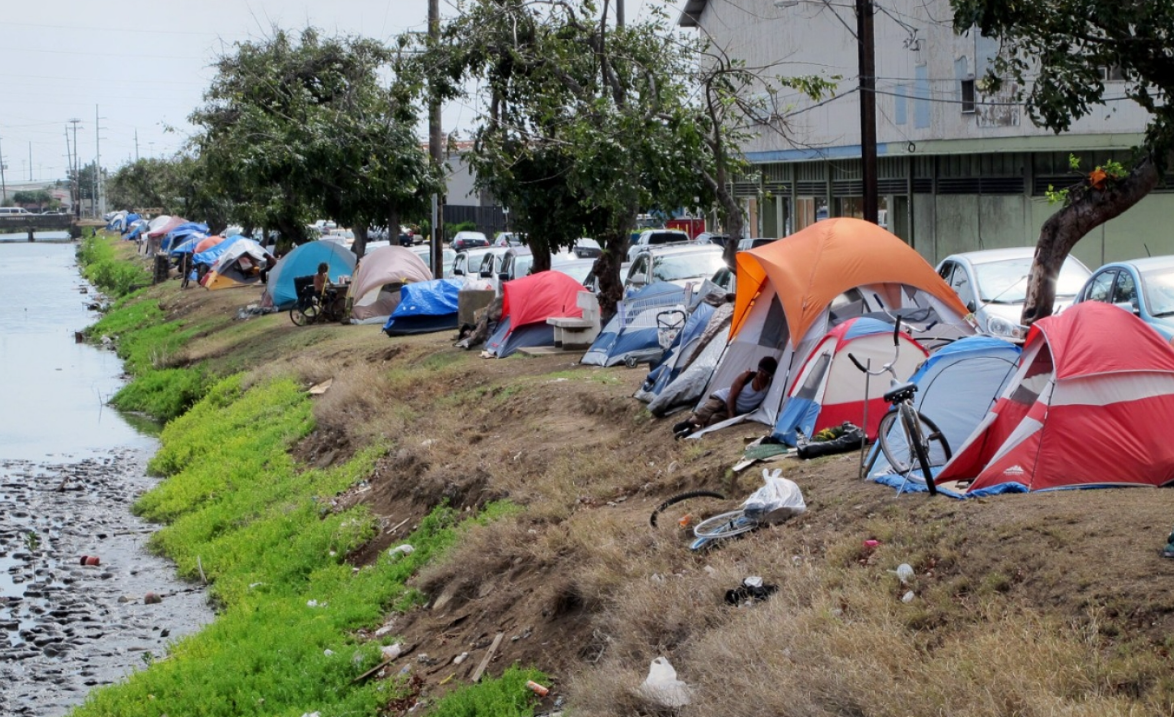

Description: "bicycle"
290 281 345 327
848 316 951 496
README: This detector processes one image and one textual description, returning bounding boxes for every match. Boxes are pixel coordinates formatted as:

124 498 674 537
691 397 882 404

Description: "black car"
452 231 490 251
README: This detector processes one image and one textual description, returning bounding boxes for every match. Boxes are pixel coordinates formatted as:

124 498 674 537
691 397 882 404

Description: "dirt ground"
145 275 1174 715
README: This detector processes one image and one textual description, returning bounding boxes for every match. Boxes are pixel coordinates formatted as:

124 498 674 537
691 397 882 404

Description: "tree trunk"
718 185 743 271
1021 156 1160 325
531 240 552 273
595 236 624 321
352 223 369 260
387 207 400 248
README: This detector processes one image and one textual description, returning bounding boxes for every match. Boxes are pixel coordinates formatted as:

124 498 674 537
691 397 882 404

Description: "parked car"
408 245 457 278
936 247 1091 341
451 247 500 278
493 232 525 247
624 245 726 297
626 229 691 262
710 265 736 293
452 231 490 251
694 232 730 248
737 237 776 252
573 237 603 259
473 247 511 291
498 247 591 284
1072 256 1174 340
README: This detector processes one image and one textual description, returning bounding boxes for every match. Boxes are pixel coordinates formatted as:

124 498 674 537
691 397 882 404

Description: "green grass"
427 666 549 717
77 235 151 296
72 376 525 717
110 366 212 422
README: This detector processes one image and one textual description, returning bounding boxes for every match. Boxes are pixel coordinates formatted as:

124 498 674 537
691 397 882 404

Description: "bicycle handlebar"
892 316 901 346
848 353 867 373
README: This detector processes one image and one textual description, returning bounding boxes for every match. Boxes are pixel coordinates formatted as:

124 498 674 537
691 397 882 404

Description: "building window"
1100 66 1124 81
960 79 976 114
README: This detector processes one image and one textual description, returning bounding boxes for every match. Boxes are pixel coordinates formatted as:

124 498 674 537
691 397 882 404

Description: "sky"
0 0 679 185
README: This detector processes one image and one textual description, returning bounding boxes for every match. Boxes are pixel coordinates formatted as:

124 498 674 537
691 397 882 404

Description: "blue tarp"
125 221 148 242
170 232 212 256
638 301 717 399
265 241 357 310
485 318 555 358
193 234 246 267
383 278 463 335
162 222 209 252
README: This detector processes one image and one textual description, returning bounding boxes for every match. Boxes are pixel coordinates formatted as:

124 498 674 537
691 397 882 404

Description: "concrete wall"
907 191 1174 268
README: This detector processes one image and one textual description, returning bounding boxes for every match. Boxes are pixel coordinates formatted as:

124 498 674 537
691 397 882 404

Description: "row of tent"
586 218 1174 497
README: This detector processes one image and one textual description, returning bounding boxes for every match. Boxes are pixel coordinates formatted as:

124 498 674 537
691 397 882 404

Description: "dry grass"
135 275 1174 716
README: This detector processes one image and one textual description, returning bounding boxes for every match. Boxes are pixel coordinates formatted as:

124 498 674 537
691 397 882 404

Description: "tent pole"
857 358 871 481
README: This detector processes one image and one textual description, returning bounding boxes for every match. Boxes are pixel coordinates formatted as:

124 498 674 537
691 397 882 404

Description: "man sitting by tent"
672 356 778 439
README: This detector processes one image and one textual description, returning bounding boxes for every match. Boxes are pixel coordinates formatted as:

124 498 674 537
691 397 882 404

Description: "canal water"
0 234 213 716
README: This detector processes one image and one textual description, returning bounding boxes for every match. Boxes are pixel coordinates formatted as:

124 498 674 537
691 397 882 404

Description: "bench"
547 291 601 350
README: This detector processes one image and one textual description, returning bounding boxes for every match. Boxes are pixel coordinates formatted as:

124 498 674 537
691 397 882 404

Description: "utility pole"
134 130 139 162
616 0 624 28
69 118 82 219
428 0 444 279
28 142 32 181
0 136 7 205
857 0 878 224
95 104 106 217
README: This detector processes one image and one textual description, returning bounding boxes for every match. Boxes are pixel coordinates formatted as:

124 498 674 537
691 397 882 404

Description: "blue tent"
169 232 212 256
867 336 1022 494
193 234 246 267
485 317 555 358
263 241 357 310
162 222 209 252
124 220 148 242
581 282 686 367
383 278 463 335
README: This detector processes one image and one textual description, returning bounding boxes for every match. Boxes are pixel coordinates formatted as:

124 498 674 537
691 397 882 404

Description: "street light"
777 0 878 224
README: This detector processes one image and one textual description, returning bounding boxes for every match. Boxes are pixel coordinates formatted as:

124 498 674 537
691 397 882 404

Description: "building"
678 0 1174 267
432 138 507 235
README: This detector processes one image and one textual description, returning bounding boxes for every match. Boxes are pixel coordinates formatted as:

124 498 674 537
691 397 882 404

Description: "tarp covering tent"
170 231 214 257
634 300 718 403
106 210 128 232
125 220 149 242
195 235 225 254
147 216 185 240
146 215 173 234
867 336 1021 489
192 234 245 268
202 238 273 290
581 282 686 367
936 302 1174 495
485 271 585 358
263 240 357 310
644 302 734 416
349 246 433 322
773 317 926 445
383 278 463 335
697 218 971 433
163 222 210 253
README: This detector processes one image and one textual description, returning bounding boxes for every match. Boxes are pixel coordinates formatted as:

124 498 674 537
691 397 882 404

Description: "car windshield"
515 255 533 277
557 262 594 284
1143 267 1174 317
975 257 1089 303
653 252 726 283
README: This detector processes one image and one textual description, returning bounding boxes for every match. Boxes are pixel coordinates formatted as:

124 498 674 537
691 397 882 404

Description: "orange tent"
732 218 967 340
194 235 226 254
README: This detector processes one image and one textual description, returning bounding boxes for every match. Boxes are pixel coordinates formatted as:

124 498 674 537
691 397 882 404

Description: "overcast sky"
0 0 679 184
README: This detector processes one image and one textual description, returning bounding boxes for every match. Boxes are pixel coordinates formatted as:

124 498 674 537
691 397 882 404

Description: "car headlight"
986 315 1028 341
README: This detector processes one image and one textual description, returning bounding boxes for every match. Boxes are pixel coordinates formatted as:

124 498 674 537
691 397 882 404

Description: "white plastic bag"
637 656 691 708
742 468 806 523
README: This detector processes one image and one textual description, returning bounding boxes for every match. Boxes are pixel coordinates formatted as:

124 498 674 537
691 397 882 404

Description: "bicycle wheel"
693 510 759 540
290 305 310 326
877 409 951 477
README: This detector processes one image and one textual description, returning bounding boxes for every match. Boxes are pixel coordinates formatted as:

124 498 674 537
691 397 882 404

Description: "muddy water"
0 235 213 716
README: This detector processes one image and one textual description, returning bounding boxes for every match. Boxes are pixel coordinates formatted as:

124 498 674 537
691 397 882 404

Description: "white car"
626 229 691 262
624 245 726 298
936 247 1091 341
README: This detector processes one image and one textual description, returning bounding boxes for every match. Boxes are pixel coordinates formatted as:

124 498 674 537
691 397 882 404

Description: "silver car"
936 247 1091 341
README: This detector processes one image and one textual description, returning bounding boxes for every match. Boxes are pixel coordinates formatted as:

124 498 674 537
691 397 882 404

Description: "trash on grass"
637 656 691 708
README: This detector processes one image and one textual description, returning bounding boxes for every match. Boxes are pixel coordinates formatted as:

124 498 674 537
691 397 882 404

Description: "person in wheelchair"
313 262 331 296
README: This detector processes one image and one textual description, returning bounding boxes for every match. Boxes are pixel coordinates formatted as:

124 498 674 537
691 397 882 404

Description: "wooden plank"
470 632 504 683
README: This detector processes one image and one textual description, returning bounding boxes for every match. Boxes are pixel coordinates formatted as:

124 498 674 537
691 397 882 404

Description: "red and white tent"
937 302 1174 494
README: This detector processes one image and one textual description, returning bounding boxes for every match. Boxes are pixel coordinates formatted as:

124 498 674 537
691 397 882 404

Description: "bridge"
0 214 83 241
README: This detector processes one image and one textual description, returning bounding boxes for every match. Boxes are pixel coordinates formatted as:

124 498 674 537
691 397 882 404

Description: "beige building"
678 0 1174 268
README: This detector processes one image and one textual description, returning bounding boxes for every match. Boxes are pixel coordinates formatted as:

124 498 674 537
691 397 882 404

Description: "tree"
952 0 1174 323
12 189 56 211
191 28 440 256
432 1 714 315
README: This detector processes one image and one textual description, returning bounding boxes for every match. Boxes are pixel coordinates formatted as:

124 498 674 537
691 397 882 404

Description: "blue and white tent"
169 231 212 256
162 222 209 252
581 282 686 367
262 241 357 310
867 336 1022 492
193 234 246 268
383 278 463 335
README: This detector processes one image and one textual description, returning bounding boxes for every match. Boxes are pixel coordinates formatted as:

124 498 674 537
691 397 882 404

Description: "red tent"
501 270 584 329
937 302 1174 493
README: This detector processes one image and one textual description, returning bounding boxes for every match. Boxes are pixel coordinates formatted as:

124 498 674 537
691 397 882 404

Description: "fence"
443 205 507 236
